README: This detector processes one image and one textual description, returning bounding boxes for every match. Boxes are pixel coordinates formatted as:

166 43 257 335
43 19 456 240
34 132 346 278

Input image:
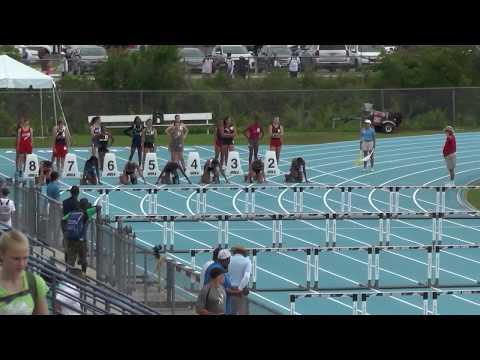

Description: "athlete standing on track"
124 116 144 165
220 116 236 170
97 125 114 171
269 116 283 164
244 114 264 165
141 119 157 169
443 125 457 186
51 119 71 174
166 115 188 170
16 118 33 178
360 119 376 171
89 116 102 157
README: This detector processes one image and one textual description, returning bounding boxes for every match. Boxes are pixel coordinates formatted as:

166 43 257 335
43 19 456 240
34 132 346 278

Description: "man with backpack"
63 198 101 274
288 54 301 78
0 188 15 228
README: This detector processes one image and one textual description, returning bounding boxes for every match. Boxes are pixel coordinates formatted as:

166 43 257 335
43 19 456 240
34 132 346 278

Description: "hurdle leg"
423 293 429 315
361 294 367 315
325 217 330 246
293 188 298 213
290 295 296 316
341 188 345 213
378 217 384 246
163 220 168 249
306 249 311 290
367 248 373 287
299 188 304 213
190 250 196 290
278 220 283 248
374 248 380 288
352 294 358 315
196 189 201 214
385 218 391 246
169 221 175 251
251 189 256 213
245 188 250 213
427 247 433 287
314 249 319 290
347 188 352 212
389 189 394 213
395 188 400 213
272 220 277 248
105 192 110 217
332 218 337 247
252 250 257 290
202 190 207 214
434 247 441 286
224 220 229 249
218 220 222 247
153 192 158 215
432 293 438 315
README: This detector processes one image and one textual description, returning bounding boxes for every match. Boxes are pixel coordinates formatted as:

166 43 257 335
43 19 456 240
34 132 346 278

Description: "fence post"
380 89 385 111
452 88 456 126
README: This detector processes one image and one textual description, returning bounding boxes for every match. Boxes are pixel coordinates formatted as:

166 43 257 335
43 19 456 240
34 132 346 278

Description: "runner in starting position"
201 158 229 184
156 161 191 185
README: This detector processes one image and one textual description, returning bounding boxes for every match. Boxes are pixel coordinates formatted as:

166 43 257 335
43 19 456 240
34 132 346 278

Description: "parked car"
256 45 292 72
211 45 255 73
293 45 315 72
348 45 384 66
179 47 205 72
68 45 108 74
311 45 357 71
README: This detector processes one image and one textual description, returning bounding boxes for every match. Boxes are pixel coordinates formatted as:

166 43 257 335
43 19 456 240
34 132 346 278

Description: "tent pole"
40 89 44 138
54 87 68 130
52 87 57 123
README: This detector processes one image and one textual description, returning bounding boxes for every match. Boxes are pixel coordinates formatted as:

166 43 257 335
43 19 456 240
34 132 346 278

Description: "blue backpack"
66 212 85 241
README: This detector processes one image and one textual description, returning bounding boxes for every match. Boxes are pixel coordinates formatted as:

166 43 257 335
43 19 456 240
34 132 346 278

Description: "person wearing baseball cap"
204 248 242 315
360 118 376 172
443 125 456 186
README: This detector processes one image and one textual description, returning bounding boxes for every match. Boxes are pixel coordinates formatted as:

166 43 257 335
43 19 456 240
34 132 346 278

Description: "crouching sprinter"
156 161 191 185
245 159 265 183
201 158 229 184
285 157 308 183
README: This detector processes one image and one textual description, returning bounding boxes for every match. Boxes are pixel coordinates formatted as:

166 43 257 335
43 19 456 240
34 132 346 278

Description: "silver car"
69 45 108 74
179 47 205 72
311 45 356 71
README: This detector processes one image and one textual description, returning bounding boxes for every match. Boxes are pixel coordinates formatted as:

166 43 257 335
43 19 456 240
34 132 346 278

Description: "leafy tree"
0 45 20 60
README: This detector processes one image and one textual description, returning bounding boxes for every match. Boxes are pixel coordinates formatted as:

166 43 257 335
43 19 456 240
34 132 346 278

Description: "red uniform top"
247 123 262 140
18 127 33 154
443 134 456 157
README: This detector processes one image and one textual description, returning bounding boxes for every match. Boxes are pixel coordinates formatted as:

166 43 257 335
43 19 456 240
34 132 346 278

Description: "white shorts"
361 141 374 152
445 153 456 170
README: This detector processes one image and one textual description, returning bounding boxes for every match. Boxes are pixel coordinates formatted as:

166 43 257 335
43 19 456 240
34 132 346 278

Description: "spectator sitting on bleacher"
0 188 15 228
0 230 49 315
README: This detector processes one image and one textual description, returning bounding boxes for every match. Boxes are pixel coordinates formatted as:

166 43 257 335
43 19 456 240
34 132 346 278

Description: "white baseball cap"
364 119 372 124
218 249 232 260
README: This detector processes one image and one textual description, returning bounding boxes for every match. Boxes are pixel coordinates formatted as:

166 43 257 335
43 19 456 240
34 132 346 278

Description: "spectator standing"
237 57 248 79
63 198 101 275
226 53 235 78
244 114 264 165
228 246 252 315
204 249 241 315
46 171 61 201
62 186 80 258
202 55 213 77
0 188 15 228
360 119 376 172
200 247 221 286
0 230 49 315
443 126 457 186
196 267 227 315
288 54 300 78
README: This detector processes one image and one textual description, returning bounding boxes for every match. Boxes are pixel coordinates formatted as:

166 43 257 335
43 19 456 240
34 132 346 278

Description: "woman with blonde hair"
0 230 49 315
166 115 189 170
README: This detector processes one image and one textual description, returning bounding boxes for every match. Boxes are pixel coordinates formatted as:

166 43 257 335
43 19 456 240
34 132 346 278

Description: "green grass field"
466 189 480 210
0 129 441 149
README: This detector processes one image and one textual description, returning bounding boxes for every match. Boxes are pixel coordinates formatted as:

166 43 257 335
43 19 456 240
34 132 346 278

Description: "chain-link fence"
2 87 479 137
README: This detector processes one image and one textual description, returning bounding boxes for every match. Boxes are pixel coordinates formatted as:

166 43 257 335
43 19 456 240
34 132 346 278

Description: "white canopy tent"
0 55 67 137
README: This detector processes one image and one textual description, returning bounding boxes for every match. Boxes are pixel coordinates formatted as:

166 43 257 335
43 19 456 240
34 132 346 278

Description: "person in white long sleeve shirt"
228 246 252 315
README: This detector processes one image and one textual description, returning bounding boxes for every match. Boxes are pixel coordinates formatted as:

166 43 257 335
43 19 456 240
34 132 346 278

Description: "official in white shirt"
228 246 252 315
